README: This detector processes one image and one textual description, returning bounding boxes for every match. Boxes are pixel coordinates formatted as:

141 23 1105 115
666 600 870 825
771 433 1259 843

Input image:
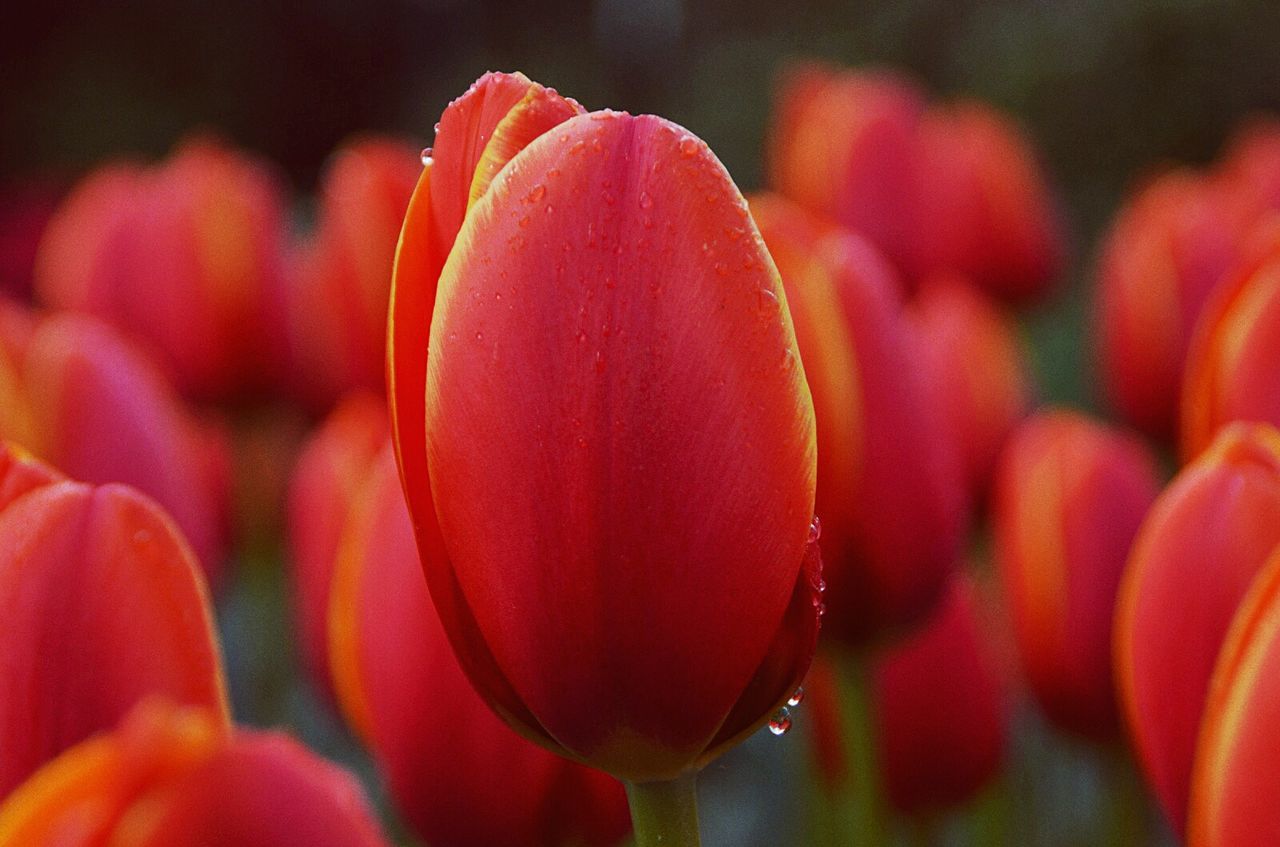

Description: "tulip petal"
426 111 816 780
0 441 62 511
0 482 228 797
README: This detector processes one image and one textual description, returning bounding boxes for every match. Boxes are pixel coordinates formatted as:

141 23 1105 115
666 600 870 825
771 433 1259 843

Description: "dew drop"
758 288 779 310
474 331 484 342
419 147 434 166
132 529 153 545
787 688 805 708
768 707 793 736
808 516 822 544
433 122 441 135
518 215 531 228
678 136 699 157
526 184 546 203
638 191 653 210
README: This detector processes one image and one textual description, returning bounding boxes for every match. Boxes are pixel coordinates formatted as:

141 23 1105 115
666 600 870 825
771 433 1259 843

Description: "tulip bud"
751 193 966 645
1181 220 1280 460
390 72 821 785
909 273 1036 498
1094 170 1258 439
1187 545 1280 847
766 64 925 279
993 410 1161 739
15 312 232 584
0 465 228 798
1115 422 1280 829
0 700 389 847
286 138 420 407
287 392 388 698
872 572 1007 815
913 102 1064 303
328 444 631 847
35 136 287 401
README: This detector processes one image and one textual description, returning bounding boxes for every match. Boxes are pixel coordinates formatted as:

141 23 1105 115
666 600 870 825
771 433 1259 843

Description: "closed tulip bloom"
1115 422 1280 830
767 64 925 279
390 70 822 798
287 138 420 407
6 311 232 583
872 572 1007 815
751 194 966 645
35 136 287 400
913 102 1063 303
0 458 228 798
0 700 389 847
329 444 631 847
993 410 1161 739
910 273 1036 498
287 391 388 697
1187 545 1280 847
1094 170 1258 439
1181 221 1280 460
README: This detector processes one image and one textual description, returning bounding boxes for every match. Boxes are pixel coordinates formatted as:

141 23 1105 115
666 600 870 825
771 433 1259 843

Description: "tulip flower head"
1115 422 1280 829
389 71 822 822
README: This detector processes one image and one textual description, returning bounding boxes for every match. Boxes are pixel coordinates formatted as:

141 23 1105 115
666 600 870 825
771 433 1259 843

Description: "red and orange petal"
1181 220 1280 460
423 109 816 781
0 701 388 847
329 445 630 847
1188 545 1280 847
910 273 1035 497
993 410 1161 740
1094 169 1258 439
1115 422 1280 830
914 101 1063 302
287 391 388 699
872 572 1007 815
0 440 62 511
0 482 228 798
22 313 231 584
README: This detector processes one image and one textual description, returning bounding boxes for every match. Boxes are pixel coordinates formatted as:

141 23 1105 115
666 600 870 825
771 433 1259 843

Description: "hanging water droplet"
768 707 793 736
808 516 822 544
788 687 805 708
420 147 434 166
433 122 441 135
758 288 779 310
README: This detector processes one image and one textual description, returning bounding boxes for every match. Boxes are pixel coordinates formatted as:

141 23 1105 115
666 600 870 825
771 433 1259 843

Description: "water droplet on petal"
639 191 653 210
788 687 805 708
518 215 530 228
768 707 793 736
678 136 699 157
808 516 822 544
420 147 434 166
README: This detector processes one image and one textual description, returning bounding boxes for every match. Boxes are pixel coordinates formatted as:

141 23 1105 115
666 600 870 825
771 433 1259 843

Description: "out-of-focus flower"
1181 221 1280 460
326 440 631 846
287 392 388 698
0 304 232 583
0 443 228 798
0 180 62 299
909 273 1036 498
872 572 1007 815
752 193 966 646
1094 170 1259 439
993 410 1161 739
34 136 288 401
0 700 389 847
286 138 420 408
1187 545 1280 847
1114 422 1280 830
767 64 924 281
390 72 822 783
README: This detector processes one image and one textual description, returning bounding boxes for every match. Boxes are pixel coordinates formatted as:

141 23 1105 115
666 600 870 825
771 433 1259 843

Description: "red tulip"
287 391 387 696
1216 117 1280 211
872 572 1007 815
767 64 925 281
1094 169 1258 439
390 72 822 787
909 273 1036 497
35 136 288 400
1187 545 1280 847
1114 422 1280 829
286 138 421 407
1 309 232 583
0 700 389 847
993 410 1161 739
0 448 228 798
913 102 1063 303
1181 220 1280 460
751 193 966 645
328 442 631 846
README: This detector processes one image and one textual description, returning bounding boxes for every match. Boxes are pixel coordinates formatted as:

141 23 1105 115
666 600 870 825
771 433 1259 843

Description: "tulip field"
3 3 1280 846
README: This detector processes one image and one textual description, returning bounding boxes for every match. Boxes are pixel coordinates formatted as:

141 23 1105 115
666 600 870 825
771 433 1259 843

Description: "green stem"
625 773 701 847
